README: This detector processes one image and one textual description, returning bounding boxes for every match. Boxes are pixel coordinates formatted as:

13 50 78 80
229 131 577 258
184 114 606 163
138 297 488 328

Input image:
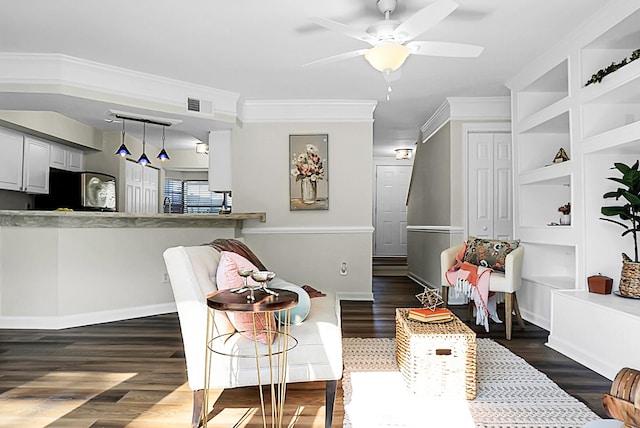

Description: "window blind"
164 179 230 214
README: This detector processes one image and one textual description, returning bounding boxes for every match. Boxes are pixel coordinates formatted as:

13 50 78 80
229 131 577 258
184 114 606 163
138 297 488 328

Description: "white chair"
440 243 525 340
163 245 343 427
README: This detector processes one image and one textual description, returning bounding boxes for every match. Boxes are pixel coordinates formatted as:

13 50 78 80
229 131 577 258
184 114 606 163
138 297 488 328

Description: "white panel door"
143 166 159 214
468 132 513 240
374 165 412 256
493 133 513 241
125 160 143 213
468 133 494 239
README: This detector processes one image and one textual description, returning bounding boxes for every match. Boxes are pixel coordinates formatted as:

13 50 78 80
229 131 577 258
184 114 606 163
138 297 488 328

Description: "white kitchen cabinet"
0 128 25 191
23 137 50 194
50 143 83 171
0 129 50 194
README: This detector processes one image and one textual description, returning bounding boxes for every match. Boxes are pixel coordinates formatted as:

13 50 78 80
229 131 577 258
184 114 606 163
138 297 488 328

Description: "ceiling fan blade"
303 49 369 67
407 41 484 57
394 0 459 42
309 17 377 45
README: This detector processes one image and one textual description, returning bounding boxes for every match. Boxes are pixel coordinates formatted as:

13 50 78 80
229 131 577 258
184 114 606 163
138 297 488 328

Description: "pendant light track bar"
114 114 172 128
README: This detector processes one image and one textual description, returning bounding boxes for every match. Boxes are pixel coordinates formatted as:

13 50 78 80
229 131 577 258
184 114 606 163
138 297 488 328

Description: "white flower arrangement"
291 144 325 182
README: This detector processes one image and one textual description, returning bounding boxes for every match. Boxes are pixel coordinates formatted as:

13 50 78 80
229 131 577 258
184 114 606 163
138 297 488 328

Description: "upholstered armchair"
163 244 343 427
440 243 525 340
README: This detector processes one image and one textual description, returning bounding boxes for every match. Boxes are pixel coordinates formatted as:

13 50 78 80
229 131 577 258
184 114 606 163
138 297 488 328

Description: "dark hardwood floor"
0 275 611 427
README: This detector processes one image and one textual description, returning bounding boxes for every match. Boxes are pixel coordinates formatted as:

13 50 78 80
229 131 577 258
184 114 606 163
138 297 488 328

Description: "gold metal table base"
203 289 298 428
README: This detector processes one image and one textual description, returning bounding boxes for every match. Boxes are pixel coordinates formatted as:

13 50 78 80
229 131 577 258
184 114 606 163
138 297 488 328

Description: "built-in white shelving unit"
508 0 640 380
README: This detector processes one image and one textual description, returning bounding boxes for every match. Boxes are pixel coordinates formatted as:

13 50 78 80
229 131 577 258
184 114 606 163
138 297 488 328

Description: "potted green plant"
600 160 640 298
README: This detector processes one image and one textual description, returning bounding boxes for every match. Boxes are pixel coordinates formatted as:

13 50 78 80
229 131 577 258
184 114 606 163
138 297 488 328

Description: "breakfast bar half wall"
0 210 266 329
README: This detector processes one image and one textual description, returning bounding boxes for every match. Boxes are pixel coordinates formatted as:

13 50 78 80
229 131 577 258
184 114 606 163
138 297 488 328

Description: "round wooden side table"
203 288 298 428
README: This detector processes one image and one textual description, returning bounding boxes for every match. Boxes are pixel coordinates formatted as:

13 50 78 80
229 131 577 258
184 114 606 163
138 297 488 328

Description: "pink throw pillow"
216 251 275 344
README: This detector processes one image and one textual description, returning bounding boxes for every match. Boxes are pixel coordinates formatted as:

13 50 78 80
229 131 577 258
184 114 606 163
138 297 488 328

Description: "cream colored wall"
1 228 60 316
0 226 236 324
0 111 102 150
163 149 209 171
165 170 208 180
234 121 374 298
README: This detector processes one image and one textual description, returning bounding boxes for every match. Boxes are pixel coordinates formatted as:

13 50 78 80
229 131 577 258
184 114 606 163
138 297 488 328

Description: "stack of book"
407 307 453 323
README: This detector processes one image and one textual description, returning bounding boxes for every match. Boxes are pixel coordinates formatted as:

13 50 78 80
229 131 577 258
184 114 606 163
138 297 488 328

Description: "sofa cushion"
462 236 520 272
216 251 275 344
270 279 311 326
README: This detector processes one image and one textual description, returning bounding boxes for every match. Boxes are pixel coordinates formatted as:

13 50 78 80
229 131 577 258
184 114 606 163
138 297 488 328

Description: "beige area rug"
342 338 600 428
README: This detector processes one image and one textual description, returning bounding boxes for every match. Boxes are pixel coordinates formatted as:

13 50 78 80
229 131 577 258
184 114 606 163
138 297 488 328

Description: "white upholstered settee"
163 244 343 427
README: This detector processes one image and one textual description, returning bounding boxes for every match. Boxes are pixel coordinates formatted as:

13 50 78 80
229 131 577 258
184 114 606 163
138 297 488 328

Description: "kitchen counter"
0 209 267 329
0 210 266 228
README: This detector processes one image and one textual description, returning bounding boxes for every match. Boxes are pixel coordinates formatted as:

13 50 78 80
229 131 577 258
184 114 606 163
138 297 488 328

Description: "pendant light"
137 123 151 166
157 125 170 161
114 119 131 157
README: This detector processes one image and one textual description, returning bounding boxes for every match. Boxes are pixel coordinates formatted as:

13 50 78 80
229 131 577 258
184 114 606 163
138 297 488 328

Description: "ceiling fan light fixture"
364 43 410 72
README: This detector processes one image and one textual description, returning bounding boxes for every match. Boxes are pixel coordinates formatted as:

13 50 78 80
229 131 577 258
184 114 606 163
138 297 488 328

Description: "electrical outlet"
162 272 170 283
339 262 348 276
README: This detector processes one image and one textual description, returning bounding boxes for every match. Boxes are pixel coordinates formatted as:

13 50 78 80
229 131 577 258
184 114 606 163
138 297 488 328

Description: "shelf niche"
518 111 571 174
517 60 568 121
519 176 571 228
580 8 640 87
580 8 640 139
521 242 576 289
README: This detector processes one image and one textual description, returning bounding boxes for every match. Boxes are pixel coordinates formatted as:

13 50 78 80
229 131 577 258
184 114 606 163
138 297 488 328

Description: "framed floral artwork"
289 134 328 210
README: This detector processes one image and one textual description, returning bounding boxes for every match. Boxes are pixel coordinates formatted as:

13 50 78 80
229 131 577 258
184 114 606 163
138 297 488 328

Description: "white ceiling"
0 0 606 156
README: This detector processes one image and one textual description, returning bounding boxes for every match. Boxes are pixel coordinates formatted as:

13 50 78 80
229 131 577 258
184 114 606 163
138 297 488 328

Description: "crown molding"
446 96 511 120
241 99 377 123
420 99 451 142
0 53 240 119
420 96 510 142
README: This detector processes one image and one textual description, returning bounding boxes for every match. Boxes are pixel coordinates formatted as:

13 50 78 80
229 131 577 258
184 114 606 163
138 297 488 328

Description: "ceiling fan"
304 0 484 82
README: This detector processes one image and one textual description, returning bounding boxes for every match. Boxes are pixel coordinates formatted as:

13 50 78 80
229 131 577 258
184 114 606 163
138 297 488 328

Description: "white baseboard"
546 335 616 380
0 302 177 330
337 291 374 301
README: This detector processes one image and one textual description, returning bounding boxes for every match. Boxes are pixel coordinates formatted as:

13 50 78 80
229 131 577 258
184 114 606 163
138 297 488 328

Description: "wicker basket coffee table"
395 308 477 399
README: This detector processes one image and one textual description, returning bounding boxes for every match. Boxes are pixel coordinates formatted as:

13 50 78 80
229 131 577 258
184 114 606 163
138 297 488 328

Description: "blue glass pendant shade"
157 148 170 161
115 143 131 157
137 152 151 166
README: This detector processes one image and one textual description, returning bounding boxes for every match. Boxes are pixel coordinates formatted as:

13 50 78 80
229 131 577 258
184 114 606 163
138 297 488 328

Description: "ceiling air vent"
187 98 200 112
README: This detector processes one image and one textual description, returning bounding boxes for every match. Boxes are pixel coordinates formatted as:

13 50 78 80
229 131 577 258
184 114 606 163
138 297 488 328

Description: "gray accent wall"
407 123 452 227
406 122 461 289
